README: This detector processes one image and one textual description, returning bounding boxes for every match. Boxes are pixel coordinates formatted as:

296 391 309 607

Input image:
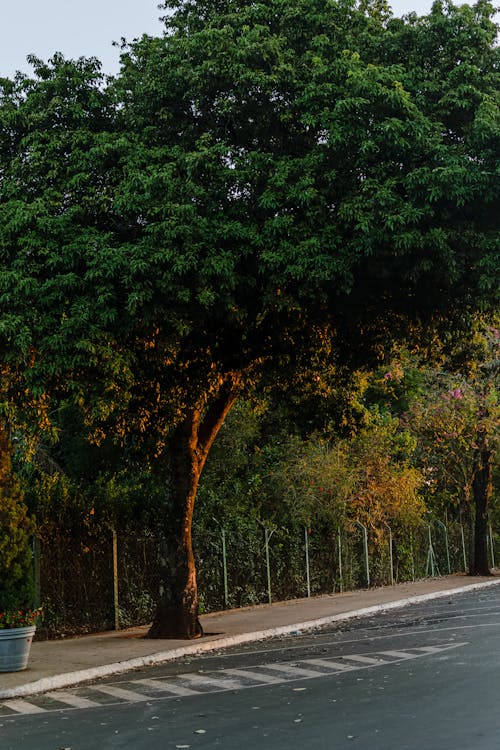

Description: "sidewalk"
2 573 500 700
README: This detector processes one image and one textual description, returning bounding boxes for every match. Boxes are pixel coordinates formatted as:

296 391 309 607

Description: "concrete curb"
2 577 500 700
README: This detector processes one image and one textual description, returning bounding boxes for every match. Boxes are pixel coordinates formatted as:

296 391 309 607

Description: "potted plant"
0 425 40 672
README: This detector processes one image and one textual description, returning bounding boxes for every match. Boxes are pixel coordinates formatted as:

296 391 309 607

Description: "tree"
0 1 498 636
372 325 499 575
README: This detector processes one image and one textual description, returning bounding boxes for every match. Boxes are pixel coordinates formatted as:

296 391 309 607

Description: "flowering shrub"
0 608 42 629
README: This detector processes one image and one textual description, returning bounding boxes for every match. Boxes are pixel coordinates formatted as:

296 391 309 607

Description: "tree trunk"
147 416 203 638
147 375 242 638
469 438 492 576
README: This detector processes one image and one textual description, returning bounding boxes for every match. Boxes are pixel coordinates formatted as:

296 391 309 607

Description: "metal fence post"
32 536 41 609
435 520 451 575
264 527 275 604
488 525 496 570
304 527 311 598
112 528 119 630
337 529 343 593
409 531 416 581
221 528 229 608
426 525 439 577
384 523 394 585
355 521 370 587
212 517 229 608
460 522 468 572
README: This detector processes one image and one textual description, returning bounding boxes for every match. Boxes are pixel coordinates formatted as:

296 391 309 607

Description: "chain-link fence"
35 526 162 636
34 518 499 637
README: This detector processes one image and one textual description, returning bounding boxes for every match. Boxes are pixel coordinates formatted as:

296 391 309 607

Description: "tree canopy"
0 0 498 636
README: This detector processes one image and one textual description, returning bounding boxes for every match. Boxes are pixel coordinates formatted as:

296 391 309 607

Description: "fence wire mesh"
35 519 498 637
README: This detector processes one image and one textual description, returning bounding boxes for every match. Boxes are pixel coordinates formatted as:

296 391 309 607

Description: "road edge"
2 578 500 699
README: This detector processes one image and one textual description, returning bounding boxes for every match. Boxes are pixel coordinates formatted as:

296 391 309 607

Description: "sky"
2 0 437 80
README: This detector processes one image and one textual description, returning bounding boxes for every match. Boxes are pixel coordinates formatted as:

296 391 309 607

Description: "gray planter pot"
0 626 36 672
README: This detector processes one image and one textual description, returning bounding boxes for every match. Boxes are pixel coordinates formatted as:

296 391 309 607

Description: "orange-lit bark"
148 375 242 638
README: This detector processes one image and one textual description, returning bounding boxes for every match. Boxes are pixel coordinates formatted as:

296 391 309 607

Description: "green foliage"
0 426 35 611
196 396 426 541
0 0 498 451
383 331 498 500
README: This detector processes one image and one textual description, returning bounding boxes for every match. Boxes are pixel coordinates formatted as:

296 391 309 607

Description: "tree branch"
197 372 244 462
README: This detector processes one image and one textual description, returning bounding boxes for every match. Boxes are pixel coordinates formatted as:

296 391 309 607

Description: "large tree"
0 0 498 637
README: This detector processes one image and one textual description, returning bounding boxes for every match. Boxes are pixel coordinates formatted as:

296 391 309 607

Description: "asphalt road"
2 586 500 750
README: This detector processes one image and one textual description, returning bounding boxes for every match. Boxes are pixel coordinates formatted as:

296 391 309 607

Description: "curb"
2 577 500 700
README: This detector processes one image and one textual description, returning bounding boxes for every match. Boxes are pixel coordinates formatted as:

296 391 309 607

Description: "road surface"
1 586 500 749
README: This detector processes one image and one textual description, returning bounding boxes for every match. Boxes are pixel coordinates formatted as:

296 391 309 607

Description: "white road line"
223 668 284 684
1 641 470 718
223 621 496 661
92 685 150 702
178 673 245 690
380 650 419 659
1 699 46 715
303 658 357 672
259 663 326 678
417 642 467 654
133 678 201 696
44 691 101 708
341 654 390 666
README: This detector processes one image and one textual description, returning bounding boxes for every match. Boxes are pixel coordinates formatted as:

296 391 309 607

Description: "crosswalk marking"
1 699 46 715
0 642 468 718
382 650 418 659
305 658 357 671
45 691 101 708
342 654 390 666
259 663 325 678
92 685 150 702
179 673 245 690
134 678 201 696
223 668 283 684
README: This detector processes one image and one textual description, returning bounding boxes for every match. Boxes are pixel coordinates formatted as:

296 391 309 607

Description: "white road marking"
134 678 201 696
223 668 284 684
1 699 46 715
259 663 328 678
305 658 357 672
45 691 101 708
178 673 245 690
0 641 469 718
92 685 150 702
212 616 500 663
341 654 390 666
381 650 420 659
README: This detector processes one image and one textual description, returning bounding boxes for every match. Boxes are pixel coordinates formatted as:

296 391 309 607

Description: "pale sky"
1 0 436 80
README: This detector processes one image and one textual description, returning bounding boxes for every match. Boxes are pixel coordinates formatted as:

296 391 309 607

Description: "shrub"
0 426 35 611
